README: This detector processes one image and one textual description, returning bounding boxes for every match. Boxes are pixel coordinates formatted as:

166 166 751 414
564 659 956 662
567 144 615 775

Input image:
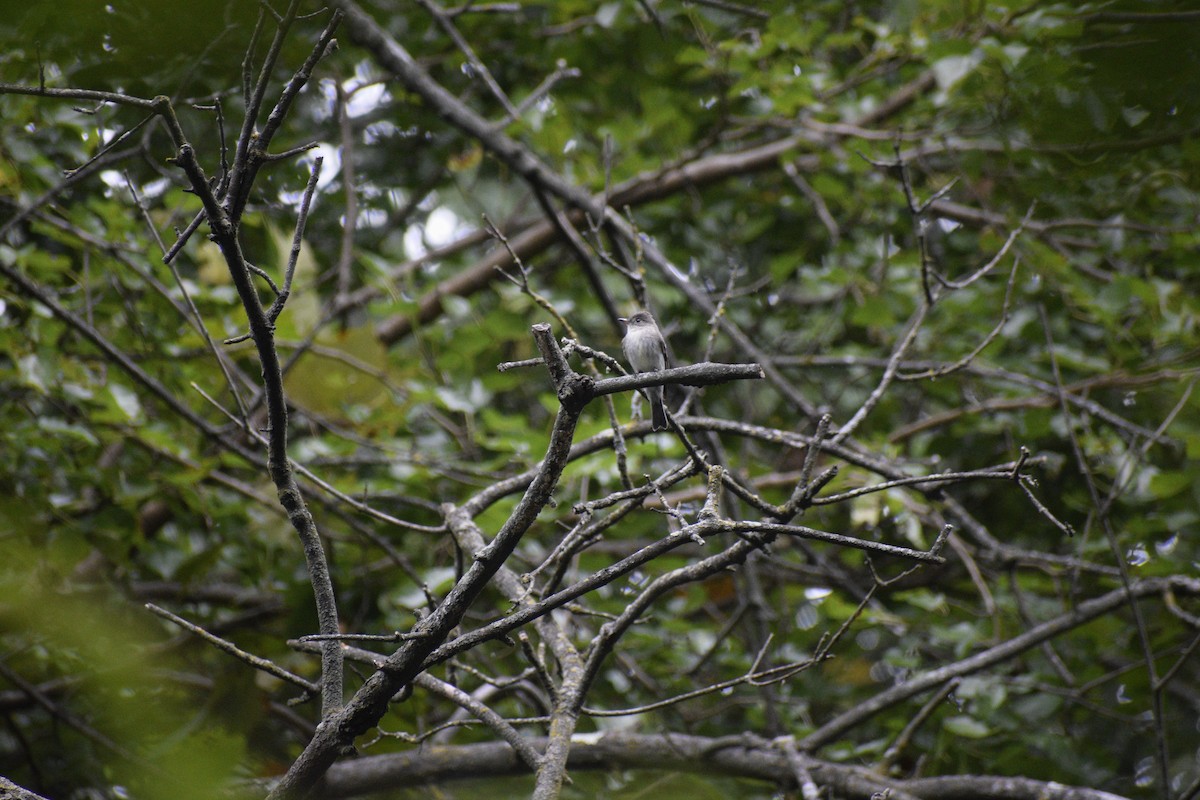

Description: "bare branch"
799 577 1200 750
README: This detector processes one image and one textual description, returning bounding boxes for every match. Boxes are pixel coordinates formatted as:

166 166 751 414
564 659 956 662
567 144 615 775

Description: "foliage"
1 1 1199 799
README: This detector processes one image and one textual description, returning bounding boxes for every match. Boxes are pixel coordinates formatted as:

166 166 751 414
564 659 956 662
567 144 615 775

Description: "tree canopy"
2 2 1199 800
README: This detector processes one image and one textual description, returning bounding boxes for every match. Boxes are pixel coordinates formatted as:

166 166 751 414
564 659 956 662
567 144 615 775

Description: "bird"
620 310 669 431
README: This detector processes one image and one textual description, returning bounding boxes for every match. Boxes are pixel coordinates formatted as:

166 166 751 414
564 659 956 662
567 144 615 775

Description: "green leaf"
943 715 991 739
1148 470 1192 500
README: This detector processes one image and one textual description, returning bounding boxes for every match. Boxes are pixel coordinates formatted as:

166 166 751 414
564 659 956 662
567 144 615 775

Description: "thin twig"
147 604 318 694
831 302 929 444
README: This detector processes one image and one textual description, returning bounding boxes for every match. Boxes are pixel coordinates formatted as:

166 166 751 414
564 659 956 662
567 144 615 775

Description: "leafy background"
1 1 1198 798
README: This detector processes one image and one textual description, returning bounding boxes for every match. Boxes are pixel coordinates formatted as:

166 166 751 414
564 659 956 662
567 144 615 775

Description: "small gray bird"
620 310 669 431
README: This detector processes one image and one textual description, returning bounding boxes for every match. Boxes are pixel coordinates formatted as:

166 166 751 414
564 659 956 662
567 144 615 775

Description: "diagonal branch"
267 324 588 799
798 576 1200 751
